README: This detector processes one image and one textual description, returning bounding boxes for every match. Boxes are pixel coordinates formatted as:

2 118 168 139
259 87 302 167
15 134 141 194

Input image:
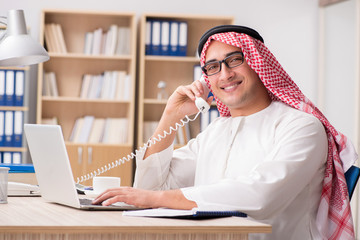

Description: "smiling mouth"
221 81 242 91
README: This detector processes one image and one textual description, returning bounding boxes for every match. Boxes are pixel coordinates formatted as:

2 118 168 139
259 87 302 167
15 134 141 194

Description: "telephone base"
8 182 41 197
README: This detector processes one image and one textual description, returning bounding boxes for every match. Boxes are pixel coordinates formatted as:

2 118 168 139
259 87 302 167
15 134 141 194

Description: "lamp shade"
0 9 49 67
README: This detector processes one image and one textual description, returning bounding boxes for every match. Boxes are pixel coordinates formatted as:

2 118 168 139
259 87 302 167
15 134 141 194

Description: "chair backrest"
345 165 360 201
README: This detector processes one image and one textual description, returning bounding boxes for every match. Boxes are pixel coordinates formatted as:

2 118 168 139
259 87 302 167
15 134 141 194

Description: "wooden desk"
0 197 271 240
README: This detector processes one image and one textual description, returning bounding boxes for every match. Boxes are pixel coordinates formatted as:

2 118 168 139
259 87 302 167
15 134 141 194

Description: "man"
94 25 357 239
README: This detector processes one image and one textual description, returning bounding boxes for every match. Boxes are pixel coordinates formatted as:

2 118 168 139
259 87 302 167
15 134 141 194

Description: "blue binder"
12 152 22 164
178 21 188 56
0 111 4 147
2 152 12 164
14 70 24 106
0 70 5 106
160 21 170 56
5 70 15 106
170 21 179 56
151 20 161 55
4 111 13 147
13 111 23 147
145 20 152 55
0 163 34 172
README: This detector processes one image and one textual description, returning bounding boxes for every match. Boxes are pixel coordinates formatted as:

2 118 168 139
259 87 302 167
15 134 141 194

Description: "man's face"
205 40 270 116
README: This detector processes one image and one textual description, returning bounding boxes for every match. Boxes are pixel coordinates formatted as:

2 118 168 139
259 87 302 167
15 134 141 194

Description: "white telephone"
195 75 211 114
76 75 211 184
8 181 41 196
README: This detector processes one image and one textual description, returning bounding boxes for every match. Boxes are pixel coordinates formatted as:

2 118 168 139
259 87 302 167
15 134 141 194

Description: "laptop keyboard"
79 198 99 206
79 198 137 208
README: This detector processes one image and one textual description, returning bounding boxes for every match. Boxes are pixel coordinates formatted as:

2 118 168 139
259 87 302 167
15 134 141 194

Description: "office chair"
345 165 360 201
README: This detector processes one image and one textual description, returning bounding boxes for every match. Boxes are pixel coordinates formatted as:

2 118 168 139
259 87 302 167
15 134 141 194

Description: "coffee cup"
92 176 121 194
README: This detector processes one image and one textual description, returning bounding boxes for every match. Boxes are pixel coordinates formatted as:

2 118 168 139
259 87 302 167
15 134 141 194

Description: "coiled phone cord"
76 111 201 184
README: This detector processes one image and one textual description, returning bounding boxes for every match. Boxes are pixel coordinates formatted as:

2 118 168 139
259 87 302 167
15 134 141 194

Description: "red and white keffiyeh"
200 32 357 239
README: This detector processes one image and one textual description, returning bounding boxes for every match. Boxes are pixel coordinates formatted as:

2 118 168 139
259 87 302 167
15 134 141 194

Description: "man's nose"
218 62 235 80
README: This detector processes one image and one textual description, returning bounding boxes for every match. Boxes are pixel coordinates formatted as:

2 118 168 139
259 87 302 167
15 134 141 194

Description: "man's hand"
164 80 213 120
92 187 197 210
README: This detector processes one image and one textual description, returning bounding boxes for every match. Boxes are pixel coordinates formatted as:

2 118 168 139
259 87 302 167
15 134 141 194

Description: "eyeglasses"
201 52 244 76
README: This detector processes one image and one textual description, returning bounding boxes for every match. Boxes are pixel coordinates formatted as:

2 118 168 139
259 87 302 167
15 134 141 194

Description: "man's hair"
197 25 264 57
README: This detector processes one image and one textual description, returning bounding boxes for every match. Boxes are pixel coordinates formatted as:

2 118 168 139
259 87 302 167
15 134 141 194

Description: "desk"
0 197 271 240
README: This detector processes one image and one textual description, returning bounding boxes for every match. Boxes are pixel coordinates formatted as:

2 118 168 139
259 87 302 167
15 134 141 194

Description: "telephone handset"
76 75 211 184
195 75 211 114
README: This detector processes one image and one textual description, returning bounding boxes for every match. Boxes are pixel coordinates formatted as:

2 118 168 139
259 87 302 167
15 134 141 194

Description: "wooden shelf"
145 55 200 62
42 96 131 104
0 147 27 153
143 99 168 105
37 9 137 186
48 52 133 60
137 13 234 146
0 106 28 111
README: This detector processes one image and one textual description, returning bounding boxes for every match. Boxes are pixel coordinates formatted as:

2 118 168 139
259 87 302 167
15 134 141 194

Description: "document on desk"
123 208 247 219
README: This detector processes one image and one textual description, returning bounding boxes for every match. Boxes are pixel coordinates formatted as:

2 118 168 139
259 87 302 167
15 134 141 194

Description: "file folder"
170 21 179 56
0 111 4 146
12 152 22 164
123 208 247 219
145 20 152 55
178 21 188 56
14 70 25 106
4 111 13 146
160 21 170 55
0 70 5 106
5 70 15 106
13 111 23 147
151 20 161 55
3 152 12 164
0 163 34 172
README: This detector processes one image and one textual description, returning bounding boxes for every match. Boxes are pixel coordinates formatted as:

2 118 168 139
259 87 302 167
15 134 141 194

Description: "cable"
76 111 201 183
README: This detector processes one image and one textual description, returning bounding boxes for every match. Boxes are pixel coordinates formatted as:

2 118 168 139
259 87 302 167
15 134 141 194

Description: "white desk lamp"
0 9 49 67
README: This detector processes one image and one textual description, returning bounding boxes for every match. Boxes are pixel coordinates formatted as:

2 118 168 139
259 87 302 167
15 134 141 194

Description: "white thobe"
134 101 328 240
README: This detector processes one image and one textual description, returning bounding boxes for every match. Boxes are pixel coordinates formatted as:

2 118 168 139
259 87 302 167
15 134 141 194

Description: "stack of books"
145 19 188 56
44 23 67 53
42 72 59 97
83 25 131 56
79 71 131 100
69 116 129 144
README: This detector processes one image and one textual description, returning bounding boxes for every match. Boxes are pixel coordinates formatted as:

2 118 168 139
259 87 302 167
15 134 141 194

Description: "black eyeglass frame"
201 52 245 76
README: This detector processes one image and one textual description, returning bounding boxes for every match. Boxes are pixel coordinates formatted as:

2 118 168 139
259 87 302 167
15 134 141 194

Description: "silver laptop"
24 123 140 210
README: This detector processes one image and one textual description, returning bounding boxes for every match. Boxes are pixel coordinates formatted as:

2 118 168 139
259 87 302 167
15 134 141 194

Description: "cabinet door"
86 145 133 187
67 144 133 186
66 144 87 183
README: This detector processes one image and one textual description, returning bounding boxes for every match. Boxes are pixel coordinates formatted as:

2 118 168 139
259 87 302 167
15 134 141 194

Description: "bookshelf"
137 13 234 148
37 9 137 186
0 66 28 164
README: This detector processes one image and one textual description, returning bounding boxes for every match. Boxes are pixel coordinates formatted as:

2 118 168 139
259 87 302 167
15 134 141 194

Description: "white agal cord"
76 112 201 184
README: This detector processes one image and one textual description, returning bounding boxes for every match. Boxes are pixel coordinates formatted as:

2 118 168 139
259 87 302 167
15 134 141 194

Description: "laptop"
24 123 141 210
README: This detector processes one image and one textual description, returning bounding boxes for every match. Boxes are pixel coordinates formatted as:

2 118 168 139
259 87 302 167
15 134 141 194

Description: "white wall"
0 0 319 123
322 0 357 143
319 0 360 236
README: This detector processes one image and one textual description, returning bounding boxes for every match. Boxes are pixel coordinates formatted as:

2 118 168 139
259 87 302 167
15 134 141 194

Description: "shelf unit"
0 66 29 163
37 9 137 186
137 13 234 148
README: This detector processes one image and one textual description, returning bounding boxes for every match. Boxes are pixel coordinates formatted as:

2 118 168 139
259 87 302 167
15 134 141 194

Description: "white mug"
92 176 121 193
